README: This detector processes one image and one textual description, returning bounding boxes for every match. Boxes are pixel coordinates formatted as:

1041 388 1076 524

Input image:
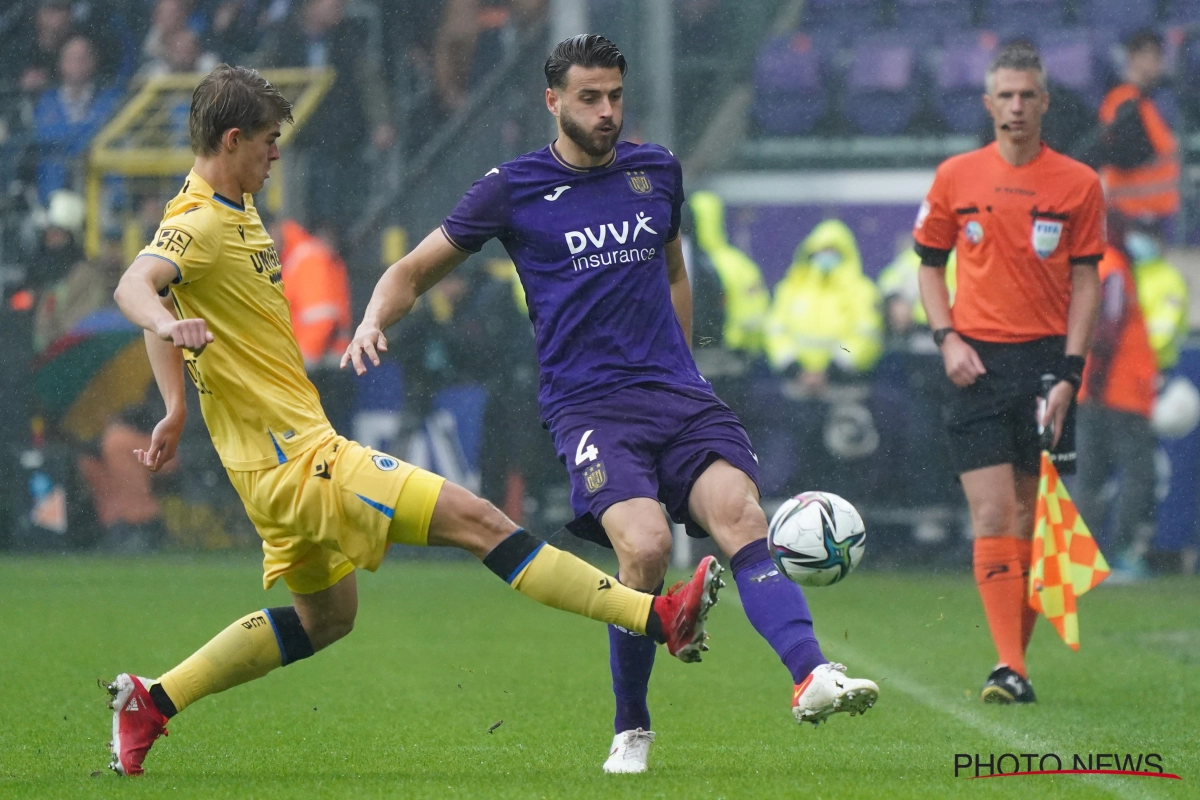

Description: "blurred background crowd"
1 0 1199 582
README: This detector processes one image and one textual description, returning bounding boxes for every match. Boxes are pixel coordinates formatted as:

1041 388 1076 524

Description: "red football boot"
105 674 168 776
653 555 724 662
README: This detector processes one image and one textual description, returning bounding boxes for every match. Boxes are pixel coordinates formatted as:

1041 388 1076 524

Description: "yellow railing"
84 68 335 256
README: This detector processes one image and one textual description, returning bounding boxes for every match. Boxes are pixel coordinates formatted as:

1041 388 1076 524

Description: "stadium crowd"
0 0 1195 582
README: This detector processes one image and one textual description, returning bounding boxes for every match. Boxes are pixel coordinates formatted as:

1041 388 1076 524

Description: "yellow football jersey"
140 171 332 470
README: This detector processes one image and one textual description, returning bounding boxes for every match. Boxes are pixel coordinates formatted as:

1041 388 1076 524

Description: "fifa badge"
584 461 608 493
626 170 652 195
1031 217 1063 259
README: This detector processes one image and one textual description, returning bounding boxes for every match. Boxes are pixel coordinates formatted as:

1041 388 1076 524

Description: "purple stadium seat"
805 0 881 33
894 0 972 33
936 32 1000 133
846 35 919 134
752 34 828 136
1079 0 1156 36
982 0 1067 29
1036 29 1101 103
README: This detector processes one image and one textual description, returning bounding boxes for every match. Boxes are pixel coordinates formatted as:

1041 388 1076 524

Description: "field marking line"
829 641 1165 800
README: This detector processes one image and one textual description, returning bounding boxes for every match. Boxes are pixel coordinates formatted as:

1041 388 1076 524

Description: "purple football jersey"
440 140 712 421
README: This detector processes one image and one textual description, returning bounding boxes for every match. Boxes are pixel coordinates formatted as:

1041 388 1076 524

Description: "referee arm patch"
914 242 951 267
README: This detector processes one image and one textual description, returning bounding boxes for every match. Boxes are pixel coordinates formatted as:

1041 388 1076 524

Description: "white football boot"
792 662 879 726
603 728 656 773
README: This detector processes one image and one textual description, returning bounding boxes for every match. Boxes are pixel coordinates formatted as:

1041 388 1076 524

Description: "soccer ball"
767 491 866 587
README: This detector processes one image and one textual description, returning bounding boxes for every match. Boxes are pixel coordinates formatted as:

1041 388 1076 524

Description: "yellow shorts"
227 433 445 594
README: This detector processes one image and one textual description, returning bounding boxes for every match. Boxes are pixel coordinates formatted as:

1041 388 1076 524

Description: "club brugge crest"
626 170 652 195
372 454 399 471
1031 218 1063 259
584 461 608 493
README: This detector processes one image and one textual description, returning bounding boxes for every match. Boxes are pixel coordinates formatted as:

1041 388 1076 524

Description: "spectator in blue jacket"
33 35 122 201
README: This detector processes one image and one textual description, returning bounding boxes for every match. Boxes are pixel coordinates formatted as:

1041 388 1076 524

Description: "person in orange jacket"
278 218 352 367
1075 214 1160 582
1086 29 1179 227
277 218 354 429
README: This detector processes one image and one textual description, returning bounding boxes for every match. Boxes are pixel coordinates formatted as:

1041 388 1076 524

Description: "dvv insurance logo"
954 752 1182 781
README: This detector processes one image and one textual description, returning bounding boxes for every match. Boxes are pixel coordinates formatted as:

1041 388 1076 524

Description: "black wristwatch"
932 327 956 348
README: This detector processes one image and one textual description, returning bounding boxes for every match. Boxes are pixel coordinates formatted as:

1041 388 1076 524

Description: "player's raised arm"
115 255 214 351
343 227 468 375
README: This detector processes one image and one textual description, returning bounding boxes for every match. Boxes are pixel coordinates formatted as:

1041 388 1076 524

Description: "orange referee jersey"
914 142 1106 343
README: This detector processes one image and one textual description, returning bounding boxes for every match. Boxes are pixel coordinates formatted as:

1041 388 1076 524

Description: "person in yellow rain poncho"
1126 224 1189 372
766 219 883 385
763 219 883 499
690 191 770 356
878 244 958 348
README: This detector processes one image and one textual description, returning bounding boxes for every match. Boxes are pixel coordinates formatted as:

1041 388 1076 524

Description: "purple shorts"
547 382 761 547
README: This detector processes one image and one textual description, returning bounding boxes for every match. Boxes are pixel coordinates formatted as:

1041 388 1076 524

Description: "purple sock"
732 539 826 683
608 577 662 733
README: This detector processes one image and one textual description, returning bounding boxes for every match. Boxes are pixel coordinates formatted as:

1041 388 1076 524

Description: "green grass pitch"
0 554 1196 799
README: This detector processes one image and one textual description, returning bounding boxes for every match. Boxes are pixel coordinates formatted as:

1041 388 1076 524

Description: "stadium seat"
803 0 882 34
935 32 1000 134
893 0 973 34
752 34 828 136
1035 28 1103 105
845 34 921 134
981 0 1068 29
1078 0 1156 36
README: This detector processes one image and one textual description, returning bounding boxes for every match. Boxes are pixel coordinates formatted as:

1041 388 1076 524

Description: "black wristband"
1061 354 1086 391
932 327 955 348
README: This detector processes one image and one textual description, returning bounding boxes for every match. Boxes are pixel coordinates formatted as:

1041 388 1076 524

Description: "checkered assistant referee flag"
1029 451 1110 651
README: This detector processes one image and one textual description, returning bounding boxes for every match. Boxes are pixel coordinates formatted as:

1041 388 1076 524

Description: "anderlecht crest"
584 461 608 493
626 170 652 195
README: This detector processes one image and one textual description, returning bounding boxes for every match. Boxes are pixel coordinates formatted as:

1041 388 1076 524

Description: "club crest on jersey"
1031 218 1063 259
583 461 608 493
626 170 652 195
372 454 399 471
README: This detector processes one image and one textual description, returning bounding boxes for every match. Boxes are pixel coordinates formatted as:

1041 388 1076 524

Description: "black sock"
265 606 315 665
482 529 544 584
148 682 177 719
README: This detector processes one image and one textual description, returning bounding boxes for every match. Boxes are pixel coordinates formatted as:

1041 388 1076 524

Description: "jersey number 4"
575 429 600 465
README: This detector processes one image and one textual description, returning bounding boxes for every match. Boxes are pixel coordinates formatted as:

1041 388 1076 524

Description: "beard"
560 109 621 159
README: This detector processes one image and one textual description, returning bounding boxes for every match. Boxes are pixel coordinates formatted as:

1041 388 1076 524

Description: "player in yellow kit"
104 65 722 777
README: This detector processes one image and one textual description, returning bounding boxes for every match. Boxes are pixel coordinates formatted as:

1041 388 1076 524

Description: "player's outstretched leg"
106 572 357 775
426 481 723 661
689 460 879 725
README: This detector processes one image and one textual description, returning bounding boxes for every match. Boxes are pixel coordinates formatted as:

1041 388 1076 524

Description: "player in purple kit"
345 35 879 773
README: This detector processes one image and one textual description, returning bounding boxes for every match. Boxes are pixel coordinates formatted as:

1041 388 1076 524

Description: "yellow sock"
156 610 284 714
508 544 653 634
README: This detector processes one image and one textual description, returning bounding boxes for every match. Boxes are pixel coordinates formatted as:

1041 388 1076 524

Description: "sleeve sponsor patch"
154 227 194 257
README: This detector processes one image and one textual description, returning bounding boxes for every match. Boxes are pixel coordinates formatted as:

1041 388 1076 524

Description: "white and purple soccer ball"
767 491 866 588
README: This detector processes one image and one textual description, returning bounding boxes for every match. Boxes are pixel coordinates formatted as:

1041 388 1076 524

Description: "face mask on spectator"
810 249 842 273
1125 231 1160 263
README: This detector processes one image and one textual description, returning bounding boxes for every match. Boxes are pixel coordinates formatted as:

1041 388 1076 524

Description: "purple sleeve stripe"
440 225 475 254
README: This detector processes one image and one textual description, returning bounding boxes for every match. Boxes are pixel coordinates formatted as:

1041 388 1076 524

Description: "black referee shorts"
943 335 1077 477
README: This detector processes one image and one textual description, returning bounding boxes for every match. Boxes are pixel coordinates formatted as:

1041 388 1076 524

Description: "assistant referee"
915 43 1104 704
